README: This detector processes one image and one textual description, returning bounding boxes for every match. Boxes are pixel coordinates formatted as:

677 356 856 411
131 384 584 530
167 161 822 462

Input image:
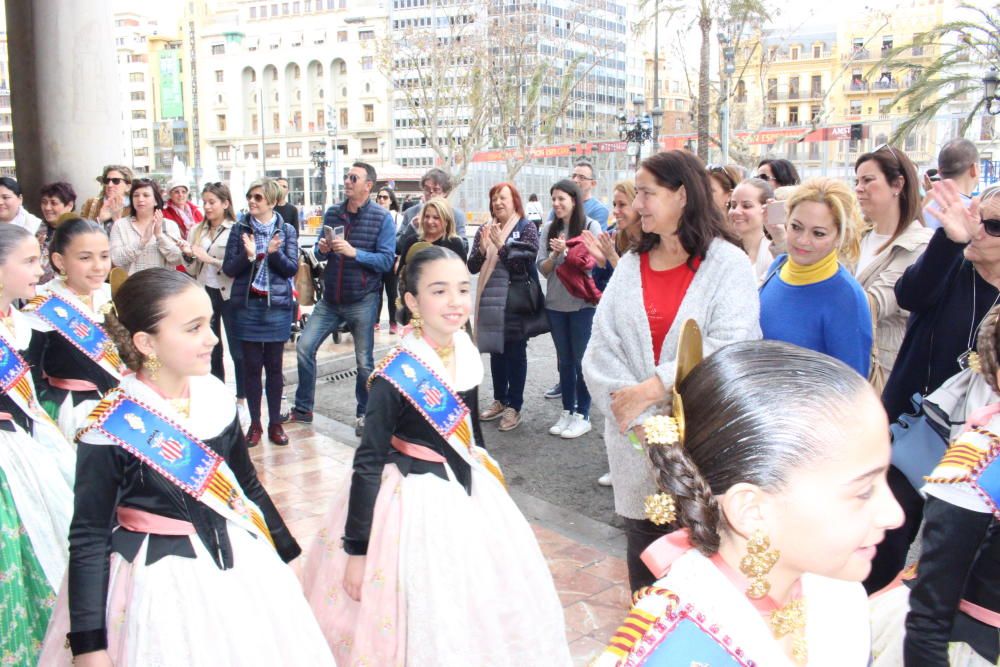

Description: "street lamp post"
310 143 330 209
985 66 1000 116
719 32 736 164
619 94 655 169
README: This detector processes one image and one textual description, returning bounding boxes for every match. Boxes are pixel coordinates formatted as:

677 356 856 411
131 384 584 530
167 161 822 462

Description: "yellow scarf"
779 250 839 286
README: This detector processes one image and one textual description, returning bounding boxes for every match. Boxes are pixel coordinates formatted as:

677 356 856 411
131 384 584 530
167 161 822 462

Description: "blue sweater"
759 256 873 377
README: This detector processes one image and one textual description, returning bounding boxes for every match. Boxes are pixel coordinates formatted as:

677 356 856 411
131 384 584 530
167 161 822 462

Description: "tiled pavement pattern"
251 419 631 666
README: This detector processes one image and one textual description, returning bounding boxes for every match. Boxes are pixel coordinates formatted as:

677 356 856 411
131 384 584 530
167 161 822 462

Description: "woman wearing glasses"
755 158 800 188
706 164 743 214
223 179 299 447
853 145 932 392
80 165 133 234
109 179 183 275
872 183 1000 592
376 187 402 333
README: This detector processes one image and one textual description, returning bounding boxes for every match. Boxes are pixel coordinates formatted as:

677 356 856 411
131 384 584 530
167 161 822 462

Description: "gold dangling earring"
739 529 780 599
411 312 423 337
143 352 162 381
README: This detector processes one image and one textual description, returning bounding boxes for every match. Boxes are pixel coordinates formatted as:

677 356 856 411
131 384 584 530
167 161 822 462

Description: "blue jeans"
547 308 595 417
293 292 379 416
489 338 528 411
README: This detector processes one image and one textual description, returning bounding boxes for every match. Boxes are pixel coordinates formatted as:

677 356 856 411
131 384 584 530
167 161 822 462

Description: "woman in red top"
583 150 762 591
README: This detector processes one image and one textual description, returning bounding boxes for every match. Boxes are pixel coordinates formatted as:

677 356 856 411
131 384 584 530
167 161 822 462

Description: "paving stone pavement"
251 418 630 666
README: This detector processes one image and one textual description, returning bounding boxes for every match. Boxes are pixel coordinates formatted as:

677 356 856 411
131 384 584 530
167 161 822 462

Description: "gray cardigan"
582 239 762 519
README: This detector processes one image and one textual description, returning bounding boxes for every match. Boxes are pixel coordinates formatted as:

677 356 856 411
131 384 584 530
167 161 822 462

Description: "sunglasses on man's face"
104 177 128 185
982 217 1000 237
344 174 361 183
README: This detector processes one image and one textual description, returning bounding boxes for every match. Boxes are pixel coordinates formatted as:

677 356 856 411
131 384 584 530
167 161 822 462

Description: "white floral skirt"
39 523 336 666
301 465 571 667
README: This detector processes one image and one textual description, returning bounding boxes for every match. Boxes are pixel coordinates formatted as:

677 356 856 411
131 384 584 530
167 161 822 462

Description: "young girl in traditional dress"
300 244 571 666
870 302 1000 666
597 334 903 666
23 216 122 441
38 268 334 667
0 224 74 665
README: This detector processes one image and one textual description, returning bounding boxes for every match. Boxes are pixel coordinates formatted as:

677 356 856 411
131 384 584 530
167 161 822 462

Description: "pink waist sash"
960 599 1000 628
117 506 196 536
390 435 447 464
44 374 99 392
0 411 13 422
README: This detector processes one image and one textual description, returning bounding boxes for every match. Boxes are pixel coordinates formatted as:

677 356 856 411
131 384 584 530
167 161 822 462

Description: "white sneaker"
549 410 573 436
561 413 592 439
597 472 612 487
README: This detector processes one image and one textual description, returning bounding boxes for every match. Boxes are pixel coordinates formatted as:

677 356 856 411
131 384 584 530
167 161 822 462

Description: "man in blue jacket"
286 161 396 436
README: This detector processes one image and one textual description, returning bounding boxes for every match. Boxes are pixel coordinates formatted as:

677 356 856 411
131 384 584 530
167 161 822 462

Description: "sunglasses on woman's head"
708 165 736 190
103 177 129 185
982 216 1000 237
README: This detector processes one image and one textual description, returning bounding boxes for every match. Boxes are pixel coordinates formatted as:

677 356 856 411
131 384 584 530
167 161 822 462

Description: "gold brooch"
644 492 677 526
642 414 680 446
770 597 808 664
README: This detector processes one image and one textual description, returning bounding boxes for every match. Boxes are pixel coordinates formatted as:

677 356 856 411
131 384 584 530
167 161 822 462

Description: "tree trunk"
697 3 712 161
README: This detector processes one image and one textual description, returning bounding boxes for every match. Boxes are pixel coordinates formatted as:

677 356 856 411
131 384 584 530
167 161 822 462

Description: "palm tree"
872 2 999 143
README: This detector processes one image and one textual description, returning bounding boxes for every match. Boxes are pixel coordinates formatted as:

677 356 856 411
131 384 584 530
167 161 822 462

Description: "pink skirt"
300 463 571 666
300 463 407 666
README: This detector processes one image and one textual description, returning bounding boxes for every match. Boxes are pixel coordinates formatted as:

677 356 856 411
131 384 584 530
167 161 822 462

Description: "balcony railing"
845 81 869 93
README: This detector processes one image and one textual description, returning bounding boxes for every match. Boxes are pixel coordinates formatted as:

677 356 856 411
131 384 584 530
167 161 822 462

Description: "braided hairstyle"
103 268 199 371
395 244 463 326
977 304 1000 393
646 340 871 555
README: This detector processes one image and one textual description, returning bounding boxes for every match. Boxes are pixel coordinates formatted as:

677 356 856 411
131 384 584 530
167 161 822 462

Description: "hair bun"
405 241 435 264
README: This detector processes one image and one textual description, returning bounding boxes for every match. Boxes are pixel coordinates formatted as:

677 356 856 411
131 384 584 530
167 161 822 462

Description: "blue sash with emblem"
83 389 274 545
973 447 1000 519
0 331 54 424
375 346 506 486
26 293 123 378
377 348 467 439
636 616 749 666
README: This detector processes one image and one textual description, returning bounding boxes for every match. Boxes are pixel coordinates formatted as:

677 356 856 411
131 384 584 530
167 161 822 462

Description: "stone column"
5 0 124 203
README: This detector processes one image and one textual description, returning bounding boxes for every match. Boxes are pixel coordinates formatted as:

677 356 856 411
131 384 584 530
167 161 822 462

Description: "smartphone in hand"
323 225 335 244
333 225 345 239
766 200 787 228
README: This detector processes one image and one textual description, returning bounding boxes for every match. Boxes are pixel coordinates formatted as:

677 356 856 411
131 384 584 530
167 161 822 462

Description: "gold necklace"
769 597 807 665
435 343 455 365
169 397 191 418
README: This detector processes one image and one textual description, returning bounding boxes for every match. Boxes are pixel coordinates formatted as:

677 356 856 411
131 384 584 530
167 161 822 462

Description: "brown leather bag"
295 254 315 306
